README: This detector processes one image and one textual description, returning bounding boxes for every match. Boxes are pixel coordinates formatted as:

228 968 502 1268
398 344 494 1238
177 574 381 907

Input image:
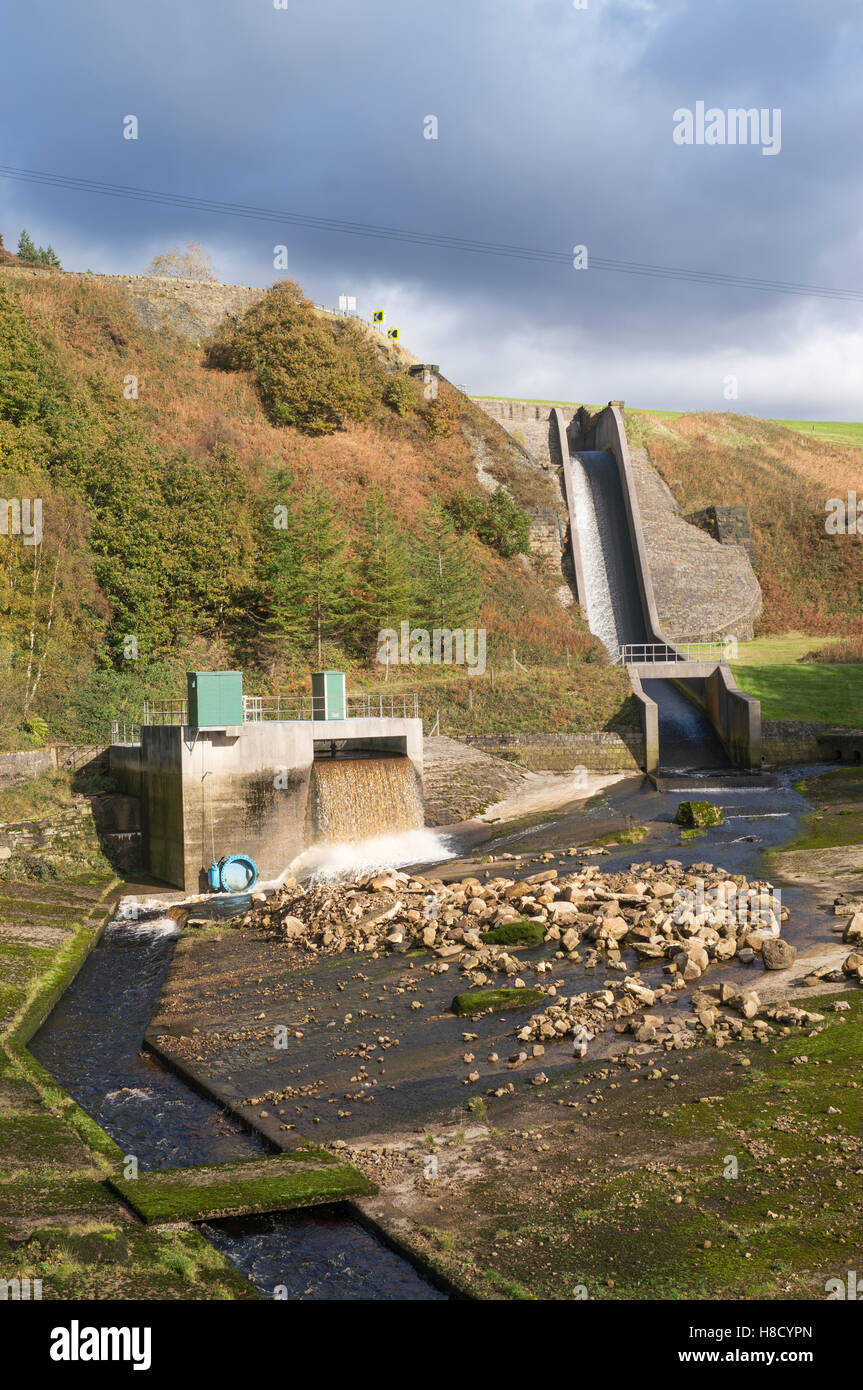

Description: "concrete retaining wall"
0 749 56 790
108 744 143 797
0 745 108 790
760 721 863 766
701 666 762 770
112 718 424 891
462 729 644 773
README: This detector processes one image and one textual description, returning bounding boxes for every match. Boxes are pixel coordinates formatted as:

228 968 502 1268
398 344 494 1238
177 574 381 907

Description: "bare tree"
145 241 216 281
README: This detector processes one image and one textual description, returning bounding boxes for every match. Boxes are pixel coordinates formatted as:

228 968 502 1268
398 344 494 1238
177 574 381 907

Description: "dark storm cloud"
1 0 861 414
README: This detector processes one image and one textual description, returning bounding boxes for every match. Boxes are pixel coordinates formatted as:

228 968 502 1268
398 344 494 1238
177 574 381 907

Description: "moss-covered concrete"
451 987 546 1017
108 1151 376 1225
374 990 863 1300
0 786 263 1299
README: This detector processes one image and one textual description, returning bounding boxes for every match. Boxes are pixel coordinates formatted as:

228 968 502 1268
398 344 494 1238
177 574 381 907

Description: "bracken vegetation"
0 267 614 749
627 410 863 637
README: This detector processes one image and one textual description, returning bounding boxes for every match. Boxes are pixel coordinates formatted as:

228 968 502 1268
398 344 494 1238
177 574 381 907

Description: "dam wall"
111 717 423 892
564 404 761 773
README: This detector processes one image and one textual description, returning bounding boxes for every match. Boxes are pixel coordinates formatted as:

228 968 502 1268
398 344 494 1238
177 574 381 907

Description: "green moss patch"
480 921 545 947
107 1151 376 1225
674 799 724 828
452 987 546 1017
0 1223 257 1300
785 766 863 851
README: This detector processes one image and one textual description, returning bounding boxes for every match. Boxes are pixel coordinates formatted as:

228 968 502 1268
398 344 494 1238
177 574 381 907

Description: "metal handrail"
616 640 738 666
242 692 420 721
110 720 141 745
143 699 187 725
130 691 421 729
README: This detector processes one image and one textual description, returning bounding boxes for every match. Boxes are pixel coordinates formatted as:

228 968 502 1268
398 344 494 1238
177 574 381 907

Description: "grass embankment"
731 662 863 726
624 410 863 638
417 991 863 1300
0 771 257 1299
349 664 636 737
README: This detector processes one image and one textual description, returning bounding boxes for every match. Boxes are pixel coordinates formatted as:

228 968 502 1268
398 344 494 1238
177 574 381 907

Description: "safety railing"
615 640 738 666
143 699 188 725
110 720 141 745
242 692 420 721
128 692 421 730
345 692 420 720
243 694 310 721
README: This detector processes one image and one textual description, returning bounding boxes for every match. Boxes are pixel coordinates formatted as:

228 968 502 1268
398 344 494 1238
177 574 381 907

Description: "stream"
26 764 829 1301
28 905 446 1301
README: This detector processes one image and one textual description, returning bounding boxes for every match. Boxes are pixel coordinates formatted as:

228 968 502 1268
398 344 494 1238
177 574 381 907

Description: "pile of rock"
240 859 791 988
517 978 829 1054
838 903 863 983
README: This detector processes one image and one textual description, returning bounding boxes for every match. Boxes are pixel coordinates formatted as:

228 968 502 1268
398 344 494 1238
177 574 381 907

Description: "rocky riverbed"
231 858 862 1068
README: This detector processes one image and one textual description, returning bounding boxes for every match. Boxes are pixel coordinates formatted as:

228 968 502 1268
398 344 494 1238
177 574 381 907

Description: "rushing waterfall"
568 451 622 657
290 756 451 881
312 756 424 841
567 449 730 773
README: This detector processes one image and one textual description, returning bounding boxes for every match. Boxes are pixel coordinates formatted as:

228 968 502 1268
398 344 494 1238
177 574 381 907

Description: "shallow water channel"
27 764 829 1300
29 905 446 1300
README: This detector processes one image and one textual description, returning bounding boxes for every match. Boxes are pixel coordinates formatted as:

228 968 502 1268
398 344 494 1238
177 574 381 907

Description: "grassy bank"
0 781 257 1299
730 660 863 726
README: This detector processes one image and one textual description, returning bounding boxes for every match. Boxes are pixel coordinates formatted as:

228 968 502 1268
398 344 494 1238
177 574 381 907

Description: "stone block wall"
685 506 756 565
469 399 565 471
629 448 763 642
462 730 644 773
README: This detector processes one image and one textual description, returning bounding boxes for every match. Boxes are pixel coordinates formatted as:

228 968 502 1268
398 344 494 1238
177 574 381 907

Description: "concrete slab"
107 1151 376 1225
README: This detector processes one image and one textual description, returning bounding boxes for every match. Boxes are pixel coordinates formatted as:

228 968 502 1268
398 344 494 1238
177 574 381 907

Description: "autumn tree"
145 241 215 281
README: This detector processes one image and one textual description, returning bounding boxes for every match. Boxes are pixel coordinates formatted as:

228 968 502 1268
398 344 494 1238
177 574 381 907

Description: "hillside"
0 265 632 751
624 410 863 636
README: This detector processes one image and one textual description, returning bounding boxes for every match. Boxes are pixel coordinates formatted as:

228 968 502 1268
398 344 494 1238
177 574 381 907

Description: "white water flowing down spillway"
312 757 424 840
568 451 625 657
288 756 453 882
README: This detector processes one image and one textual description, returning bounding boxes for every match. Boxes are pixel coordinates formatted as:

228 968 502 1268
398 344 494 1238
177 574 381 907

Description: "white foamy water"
104 1087 155 1104
109 916 183 938
283 827 453 883
568 452 620 657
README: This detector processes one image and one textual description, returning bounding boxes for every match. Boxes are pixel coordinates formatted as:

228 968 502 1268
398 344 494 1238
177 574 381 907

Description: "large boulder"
761 937 797 971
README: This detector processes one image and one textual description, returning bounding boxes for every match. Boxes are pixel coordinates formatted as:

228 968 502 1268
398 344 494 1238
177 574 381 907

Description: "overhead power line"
0 162 861 304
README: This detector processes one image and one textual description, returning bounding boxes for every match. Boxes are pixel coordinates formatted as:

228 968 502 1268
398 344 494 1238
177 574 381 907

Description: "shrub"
383 374 415 417
447 486 530 558
423 396 458 438
801 638 863 664
212 281 385 434
22 715 49 746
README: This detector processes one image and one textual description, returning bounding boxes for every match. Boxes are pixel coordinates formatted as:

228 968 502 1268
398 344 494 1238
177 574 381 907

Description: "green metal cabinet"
187 671 243 727
311 670 346 721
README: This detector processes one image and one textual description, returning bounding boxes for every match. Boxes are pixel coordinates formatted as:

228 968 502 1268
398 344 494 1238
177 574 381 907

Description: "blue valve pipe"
207 854 259 893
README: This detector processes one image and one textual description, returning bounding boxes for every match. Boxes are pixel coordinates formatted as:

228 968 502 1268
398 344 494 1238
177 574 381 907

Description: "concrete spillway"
569 447 731 774
569 450 649 656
